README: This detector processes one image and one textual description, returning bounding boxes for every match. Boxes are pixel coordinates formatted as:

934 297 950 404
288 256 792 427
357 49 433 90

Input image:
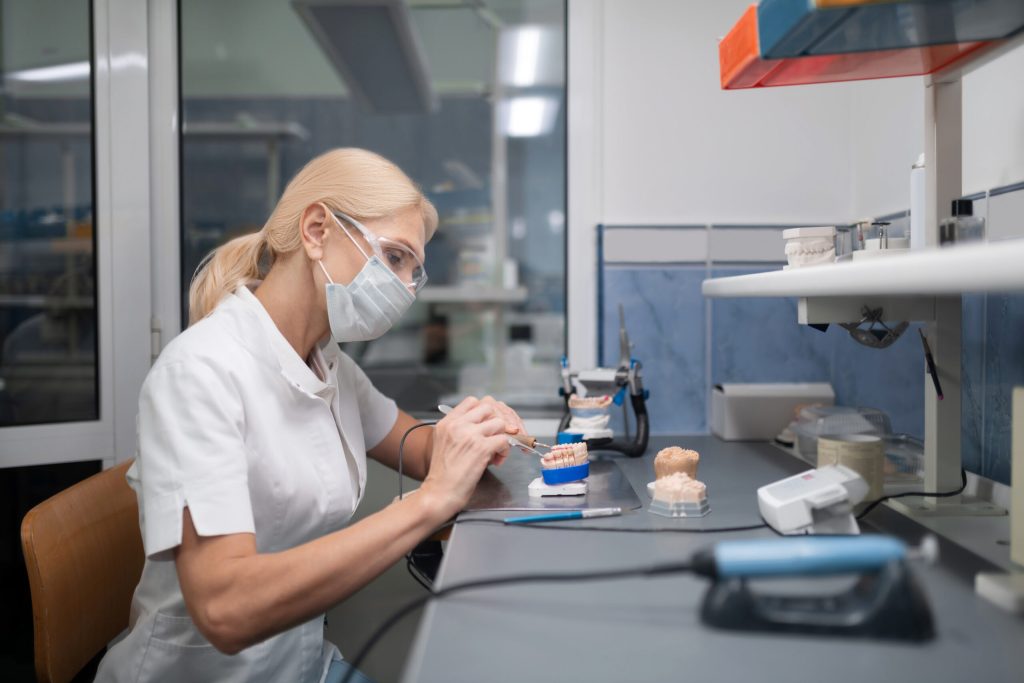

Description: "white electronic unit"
758 465 869 535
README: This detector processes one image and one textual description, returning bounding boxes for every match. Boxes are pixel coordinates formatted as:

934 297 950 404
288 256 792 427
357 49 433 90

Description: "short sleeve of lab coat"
339 355 398 450
134 360 254 558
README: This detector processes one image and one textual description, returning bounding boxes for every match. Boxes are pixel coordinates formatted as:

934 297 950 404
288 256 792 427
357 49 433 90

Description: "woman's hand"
479 395 527 438
420 396 512 519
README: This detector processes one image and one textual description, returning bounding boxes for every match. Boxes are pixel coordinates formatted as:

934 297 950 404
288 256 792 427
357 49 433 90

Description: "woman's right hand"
419 396 511 520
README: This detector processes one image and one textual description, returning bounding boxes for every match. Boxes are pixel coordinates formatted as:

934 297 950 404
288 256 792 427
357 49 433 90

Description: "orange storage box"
719 4 988 90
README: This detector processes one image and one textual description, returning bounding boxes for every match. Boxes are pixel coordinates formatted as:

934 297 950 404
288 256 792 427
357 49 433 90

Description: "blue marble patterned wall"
601 205 1024 486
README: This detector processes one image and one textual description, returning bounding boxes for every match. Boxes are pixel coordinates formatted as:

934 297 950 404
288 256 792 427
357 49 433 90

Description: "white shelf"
702 240 1024 298
418 286 528 304
182 121 309 140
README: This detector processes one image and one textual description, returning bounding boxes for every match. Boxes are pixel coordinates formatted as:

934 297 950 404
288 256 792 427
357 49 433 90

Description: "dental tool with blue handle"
504 507 622 525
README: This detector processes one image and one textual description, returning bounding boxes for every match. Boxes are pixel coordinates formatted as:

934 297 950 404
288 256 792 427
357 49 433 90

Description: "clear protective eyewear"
333 212 428 292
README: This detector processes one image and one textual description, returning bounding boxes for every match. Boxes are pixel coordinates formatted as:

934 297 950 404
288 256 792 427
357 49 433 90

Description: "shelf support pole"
888 77 998 517
923 77 964 501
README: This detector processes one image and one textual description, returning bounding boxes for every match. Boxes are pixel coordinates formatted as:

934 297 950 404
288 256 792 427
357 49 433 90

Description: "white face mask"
319 217 415 343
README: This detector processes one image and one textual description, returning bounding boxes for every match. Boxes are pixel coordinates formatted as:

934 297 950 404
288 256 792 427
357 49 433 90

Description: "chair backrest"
21 459 144 683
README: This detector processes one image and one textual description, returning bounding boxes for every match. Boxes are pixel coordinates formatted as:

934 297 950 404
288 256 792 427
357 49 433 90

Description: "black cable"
340 559 696 683
453 517 768 534
405 557 433 591
856 467 968 520
397 421 436 501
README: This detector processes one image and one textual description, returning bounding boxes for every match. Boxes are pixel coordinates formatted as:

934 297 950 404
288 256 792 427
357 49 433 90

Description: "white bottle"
910 153 926 249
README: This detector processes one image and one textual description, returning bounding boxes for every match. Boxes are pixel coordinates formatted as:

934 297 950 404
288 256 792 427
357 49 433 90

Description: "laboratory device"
697 535 935 641
557 305 650 457
757 465 869 535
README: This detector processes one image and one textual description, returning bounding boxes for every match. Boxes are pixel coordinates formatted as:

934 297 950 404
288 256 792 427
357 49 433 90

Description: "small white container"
711 382 835 441
782 226 836 270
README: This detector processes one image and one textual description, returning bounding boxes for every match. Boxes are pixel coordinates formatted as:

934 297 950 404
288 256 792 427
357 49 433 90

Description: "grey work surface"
403 436 1024 683
463 456 642 512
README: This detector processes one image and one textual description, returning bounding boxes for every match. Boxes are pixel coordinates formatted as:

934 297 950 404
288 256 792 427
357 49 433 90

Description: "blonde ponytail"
188 231 267 324
187 148 437 325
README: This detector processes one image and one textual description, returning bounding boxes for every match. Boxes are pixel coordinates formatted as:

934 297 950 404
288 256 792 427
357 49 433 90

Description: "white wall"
588 0 1024 226
600 0 856 225
963 45 1024 195
848 76 925 219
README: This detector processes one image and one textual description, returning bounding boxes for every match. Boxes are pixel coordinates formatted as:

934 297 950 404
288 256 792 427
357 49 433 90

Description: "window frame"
0 0 155 469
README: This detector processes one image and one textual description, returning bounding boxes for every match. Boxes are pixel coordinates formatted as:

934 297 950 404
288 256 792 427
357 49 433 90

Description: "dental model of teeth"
541 442 589 470
649 471 710 518
568 394 613 409
652 472 707 504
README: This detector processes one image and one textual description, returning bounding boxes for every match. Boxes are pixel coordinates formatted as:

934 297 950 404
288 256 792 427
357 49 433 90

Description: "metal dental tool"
437 404 550 454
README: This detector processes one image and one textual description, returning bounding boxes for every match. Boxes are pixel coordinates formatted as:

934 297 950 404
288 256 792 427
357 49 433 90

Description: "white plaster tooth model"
648 470 710 518
654 446 700 480
567 395 613 436
568 394 613 409
653 472 707 504
782 226 836 269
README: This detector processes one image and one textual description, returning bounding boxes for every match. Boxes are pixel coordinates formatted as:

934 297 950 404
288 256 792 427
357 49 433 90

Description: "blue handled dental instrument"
503 507 622 524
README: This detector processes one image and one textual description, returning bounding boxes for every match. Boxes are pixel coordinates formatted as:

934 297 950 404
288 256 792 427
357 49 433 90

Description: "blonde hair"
188 148 438 324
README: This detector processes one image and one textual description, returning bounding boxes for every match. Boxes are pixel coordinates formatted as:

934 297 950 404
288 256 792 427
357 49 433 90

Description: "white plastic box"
711 383 835 441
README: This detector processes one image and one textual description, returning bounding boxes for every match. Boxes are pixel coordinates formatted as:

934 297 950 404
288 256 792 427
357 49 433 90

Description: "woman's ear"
299 203 331 261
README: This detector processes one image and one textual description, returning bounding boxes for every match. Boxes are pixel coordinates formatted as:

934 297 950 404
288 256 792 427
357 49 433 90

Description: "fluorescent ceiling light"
511 27 541 87
501 25 561 88
503 96 558 138
6 61 90 83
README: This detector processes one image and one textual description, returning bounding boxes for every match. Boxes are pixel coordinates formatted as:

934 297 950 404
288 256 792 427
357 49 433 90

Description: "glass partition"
179 0 566 417
0 0 97 427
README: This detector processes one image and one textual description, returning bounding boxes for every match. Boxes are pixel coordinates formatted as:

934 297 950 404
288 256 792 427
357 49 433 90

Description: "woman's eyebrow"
391 236 425 263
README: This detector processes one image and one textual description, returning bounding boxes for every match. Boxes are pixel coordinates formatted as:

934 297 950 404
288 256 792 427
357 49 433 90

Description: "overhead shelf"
702 239 1024 298
719 0 1024 89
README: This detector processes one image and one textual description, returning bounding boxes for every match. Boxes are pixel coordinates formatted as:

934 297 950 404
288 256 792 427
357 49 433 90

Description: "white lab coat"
95 285 398 683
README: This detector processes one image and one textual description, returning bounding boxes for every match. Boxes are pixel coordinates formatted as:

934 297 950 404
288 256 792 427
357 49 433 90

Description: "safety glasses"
333 212 428 292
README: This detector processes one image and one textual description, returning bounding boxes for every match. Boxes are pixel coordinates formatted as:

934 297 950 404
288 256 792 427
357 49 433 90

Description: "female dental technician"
96 148 524 683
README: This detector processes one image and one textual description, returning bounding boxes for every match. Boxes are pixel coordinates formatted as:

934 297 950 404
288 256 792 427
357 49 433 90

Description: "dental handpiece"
437 404 550 451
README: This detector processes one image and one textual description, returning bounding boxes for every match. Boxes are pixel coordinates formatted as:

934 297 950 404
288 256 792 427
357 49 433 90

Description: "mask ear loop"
317 260 336 285
332 212 373 261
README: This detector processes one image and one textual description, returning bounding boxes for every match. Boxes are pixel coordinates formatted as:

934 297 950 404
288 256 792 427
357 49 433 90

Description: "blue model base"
542 462 590 484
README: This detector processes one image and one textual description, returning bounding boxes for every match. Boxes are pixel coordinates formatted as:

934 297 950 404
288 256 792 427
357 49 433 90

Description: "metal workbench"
402 436 1022 683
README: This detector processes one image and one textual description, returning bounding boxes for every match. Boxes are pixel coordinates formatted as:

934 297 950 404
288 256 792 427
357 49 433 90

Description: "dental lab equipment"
503 507 622 525
557 305 650 457
757 464 869 535
697 535 935 641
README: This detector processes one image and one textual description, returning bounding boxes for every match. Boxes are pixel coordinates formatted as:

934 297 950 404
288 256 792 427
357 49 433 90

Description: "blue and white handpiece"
694 536 907 578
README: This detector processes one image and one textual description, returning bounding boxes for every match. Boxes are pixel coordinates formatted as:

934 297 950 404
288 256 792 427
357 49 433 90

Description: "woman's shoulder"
152 296 267 375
